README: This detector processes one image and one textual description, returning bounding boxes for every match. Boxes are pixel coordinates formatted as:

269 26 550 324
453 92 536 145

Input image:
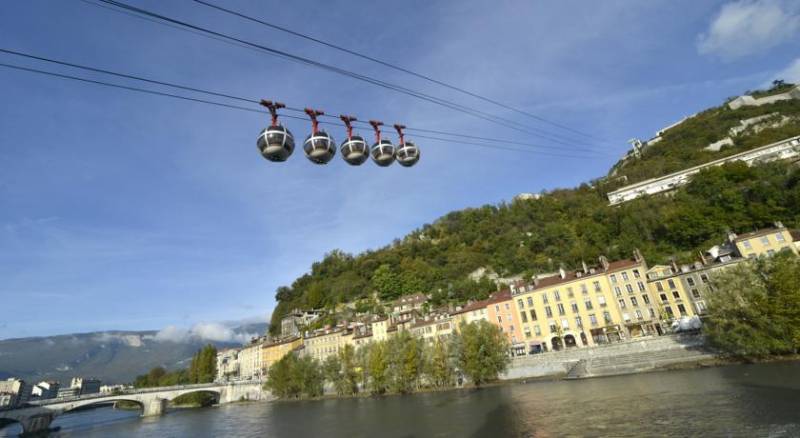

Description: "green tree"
453 321 510 387
423 339 454 388
322 355 341 394
386 332 422 394
337 345 359 396
294 356 324 398
372 264 402 301
265 354 301 398
368 342 389 395
704 253 800 358
189 344 218 384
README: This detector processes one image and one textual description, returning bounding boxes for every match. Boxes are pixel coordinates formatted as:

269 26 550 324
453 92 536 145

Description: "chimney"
581 260 589 274
775 221 784 229
669 258 679 273
533 275 540 286
598 255 609 271
633 248 644 263
698 250 708 266
558 266 566 279
727 230 737 244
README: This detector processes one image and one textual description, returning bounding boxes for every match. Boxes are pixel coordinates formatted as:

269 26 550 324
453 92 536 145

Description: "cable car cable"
191 0 604 142
0 61 601 160
85 0 609 150
0 47 608 156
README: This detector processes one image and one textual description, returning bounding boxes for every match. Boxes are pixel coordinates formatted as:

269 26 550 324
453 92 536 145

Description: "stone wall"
501 334 713 380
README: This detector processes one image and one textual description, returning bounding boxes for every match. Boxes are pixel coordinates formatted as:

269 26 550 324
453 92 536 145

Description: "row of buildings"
216 223 799 382
0 377 104 409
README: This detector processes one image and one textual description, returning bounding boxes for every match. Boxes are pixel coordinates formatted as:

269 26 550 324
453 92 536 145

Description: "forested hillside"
608 83 800 185
269 159 800 334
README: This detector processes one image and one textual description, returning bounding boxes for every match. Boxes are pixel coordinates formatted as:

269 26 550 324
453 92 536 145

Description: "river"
3 361 799 437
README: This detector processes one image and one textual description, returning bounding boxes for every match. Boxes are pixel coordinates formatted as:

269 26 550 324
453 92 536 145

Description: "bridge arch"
62 397 146 414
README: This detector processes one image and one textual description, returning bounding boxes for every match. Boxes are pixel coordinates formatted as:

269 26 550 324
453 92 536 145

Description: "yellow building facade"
646 265 696 321
262 337 302 372
304 330 344 363
512 253 660 352
732 225 797 258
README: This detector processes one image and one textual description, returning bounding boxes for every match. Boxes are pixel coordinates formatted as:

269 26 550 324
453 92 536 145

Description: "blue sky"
2 0 799 340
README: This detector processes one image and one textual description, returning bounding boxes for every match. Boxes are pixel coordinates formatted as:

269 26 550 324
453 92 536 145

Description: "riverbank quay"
502 333 718 380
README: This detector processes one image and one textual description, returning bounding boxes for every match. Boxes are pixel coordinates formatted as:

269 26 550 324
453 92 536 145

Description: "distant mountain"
0 323 267 385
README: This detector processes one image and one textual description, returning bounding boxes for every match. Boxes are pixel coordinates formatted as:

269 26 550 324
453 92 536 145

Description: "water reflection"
2 361 798 437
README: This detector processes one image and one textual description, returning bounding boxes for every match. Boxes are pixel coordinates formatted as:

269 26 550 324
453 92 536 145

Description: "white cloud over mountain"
698 0 800 59
772 57 800 84
154 322 255 344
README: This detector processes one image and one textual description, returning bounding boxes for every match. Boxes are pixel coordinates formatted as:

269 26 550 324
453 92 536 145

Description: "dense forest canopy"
269 158 800 334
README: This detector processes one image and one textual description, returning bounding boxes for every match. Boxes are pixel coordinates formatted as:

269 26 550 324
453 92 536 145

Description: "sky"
1 0 799 340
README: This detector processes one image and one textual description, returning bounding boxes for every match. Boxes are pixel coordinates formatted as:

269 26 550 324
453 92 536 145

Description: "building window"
561 319 569 329
594 281 602 292
622 272 630 281
633 269 641 279
667 279 676 289
660 293 669 303
497 316 502 323
686 277 695 287
618 299 626 309
530 309 538 321
695 301 707 313
571 302 579 313
700 274 709 283
527 297 534 307
642 294 650 304
691 289 701 299
626 284 634 294
534 325 541 336
638 282 646 292
509 325 515 332
622 312 630 322
767 249 775 256
545 306 553 318
610 274 617 283
614 286 622 297
554 290 561 301
557 303 566 315
672 291 681 300
635 310 643 320
776 233 785 242
585 300 594 311
549 322 558 333
581 284 588 295
597 296 607 307
649 308 656 318
630 297 638 306
743 240 752 250
520 312 528 323
495 304 499 312
760 236 770 246
567 287 574 298
543 294 549 304
589 314 598 326
575 316 583 328
656 282 664 292
517 299 524 309
603 311 612 323
524 328 531 338
665 306 674 317
505 303 510 310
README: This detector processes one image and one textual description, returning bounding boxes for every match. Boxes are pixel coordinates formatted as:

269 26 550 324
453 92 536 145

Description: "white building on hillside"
607 135 800 205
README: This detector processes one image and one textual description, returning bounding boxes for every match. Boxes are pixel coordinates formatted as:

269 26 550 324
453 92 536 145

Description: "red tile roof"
734 227 783 242
451 299 489 315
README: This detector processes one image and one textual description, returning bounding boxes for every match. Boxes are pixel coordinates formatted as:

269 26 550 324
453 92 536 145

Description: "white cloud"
698 0 800 59
154 322 256 344
771 57 800 84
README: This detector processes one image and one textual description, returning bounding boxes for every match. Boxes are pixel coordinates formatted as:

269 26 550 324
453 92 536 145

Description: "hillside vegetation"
609 83 800 185
270 159 800 333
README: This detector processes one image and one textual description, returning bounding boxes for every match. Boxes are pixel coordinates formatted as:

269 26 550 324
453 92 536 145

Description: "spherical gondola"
395 140 420 167
369 120 395 167
303 131 336 164
257 125 295 162
370 139 395 167
257 100 294 162
303 108 336 165
339 115 368 166
341 135 369 165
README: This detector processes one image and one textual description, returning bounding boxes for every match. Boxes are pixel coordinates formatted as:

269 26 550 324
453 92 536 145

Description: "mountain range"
0 323 267 384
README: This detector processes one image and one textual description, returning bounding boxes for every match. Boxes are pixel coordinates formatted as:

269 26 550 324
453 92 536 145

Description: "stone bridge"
0 381 270 435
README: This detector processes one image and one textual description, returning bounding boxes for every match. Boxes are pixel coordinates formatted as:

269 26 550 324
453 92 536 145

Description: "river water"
3 361 799 437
